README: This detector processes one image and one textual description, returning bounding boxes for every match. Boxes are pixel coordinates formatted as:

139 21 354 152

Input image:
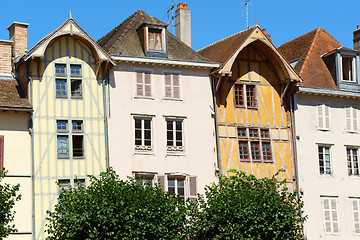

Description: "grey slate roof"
97 9 209 62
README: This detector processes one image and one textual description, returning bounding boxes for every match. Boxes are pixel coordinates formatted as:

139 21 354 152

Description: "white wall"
108 63 218 196
0 111 32 240
295 93 360 239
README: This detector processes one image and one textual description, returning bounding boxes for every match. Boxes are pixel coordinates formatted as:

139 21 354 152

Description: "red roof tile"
278 28 342 89
0 79 32 110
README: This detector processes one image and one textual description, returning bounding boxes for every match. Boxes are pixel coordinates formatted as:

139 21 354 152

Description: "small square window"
251 142 261 161
56 79 67 98
70 65 82 77
249 129 258 138
55 64 66 76
135 174 155 187
148 28 163 51
237 128 247 138
74 179 85 188
72 135 84 158
57 120 68 132
71 80 82 98
72 121 83 132
58 179 70 194
260 129 270 139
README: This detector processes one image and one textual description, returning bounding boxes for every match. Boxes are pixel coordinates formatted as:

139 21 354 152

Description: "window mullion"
141 119 145 146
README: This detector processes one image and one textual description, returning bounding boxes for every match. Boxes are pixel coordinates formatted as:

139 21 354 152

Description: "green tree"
46 170 188 240
189 170 306 240
0 169 21 239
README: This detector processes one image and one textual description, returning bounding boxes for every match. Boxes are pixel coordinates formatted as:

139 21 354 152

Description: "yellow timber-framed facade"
198 26 300 186
16 17 114 239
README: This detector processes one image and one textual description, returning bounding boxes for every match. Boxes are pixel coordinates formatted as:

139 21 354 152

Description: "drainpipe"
102 68 110 170
25 61 35 240
290 91 305 236
211 75 222 175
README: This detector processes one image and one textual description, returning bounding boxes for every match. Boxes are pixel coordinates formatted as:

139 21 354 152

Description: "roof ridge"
279 28 318 49
197 26 255 52
299 27 321 76
317 27 342 47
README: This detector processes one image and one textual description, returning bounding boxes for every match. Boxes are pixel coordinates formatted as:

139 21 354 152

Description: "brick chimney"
175 3 191 47
353 25 360 51
261 28 271 40
7 22 29 60
0 40 13 76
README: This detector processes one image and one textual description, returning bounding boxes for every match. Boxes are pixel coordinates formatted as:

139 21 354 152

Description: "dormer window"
137 25 167 58
148 28 163 51
342 55 356 82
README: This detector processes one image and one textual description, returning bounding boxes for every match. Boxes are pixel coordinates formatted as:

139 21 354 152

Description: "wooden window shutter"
144 72 152 97
188 176 197 202
164 74 172 98
353 107 358 131
324 105 330 129
318 105 324 129
136 72 144 96
346 107 352 131
0 136 3 170
157 175 166 191
173 74 180 99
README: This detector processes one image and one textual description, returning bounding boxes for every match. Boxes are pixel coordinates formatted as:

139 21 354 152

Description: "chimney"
261 29 271 40
353 25 360 51
175 3 191 47
7 22 29 60
0 40 13 76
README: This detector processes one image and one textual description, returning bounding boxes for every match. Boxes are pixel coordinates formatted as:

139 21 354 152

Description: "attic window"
342 56 356 82
148 28 163 51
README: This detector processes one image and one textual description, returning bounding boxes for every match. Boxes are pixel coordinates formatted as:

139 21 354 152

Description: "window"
135 71 152 97
58 178 85 194
352 198 360 234
237 128 272 162
164 73 180 99
0 136 4 170
234 84 256 108
318 146 331 175
135 174 155 187
168 177 185 202
148 28 163 51
166 119 184 153
342 56 356 82
55 63 82 99
322 197 339 233
317 104 330 130
347 148 359 176
134 118 152 151
57 120 84 158
345 106 358 132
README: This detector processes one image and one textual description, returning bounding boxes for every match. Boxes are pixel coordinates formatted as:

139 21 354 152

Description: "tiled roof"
97 9 209 62
197 26 256 66
278 28 342 90
0 78 32 110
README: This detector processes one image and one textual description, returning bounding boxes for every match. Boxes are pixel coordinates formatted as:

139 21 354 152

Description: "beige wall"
0 111 32 240
295 93 360 239
108 63 218 196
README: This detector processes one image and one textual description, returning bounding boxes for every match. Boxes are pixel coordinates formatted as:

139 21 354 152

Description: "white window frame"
347 147 359 177
163 71 182 100
317 104 330 130
133 115 154 153
165 116 186 154
145 26 167 53
318 145 332 176
345 106 358 132
134 172 157 187
54 62 83 99
351 198 360 234
341 55 357 83
56 119 85 159
58 178 86 194
322 196 340 234
167 175 186 202
134 69 153 99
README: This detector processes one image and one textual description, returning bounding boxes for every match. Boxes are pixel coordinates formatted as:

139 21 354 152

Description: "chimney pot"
357 25 360 30
184 4 188 9
261 28 271 40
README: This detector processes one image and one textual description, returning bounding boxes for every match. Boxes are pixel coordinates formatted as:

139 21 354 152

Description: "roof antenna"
69 10 72 19
241 0 251 29
167 0 176 34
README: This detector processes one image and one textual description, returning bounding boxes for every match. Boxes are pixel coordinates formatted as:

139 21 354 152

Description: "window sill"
162 98 183 102
345 130 359 134
134 96 154 100
319 174 334 178
166 152 186 157
73 156 85 159
56 96 68 99
134 151 155 155
71 96 83 100
57 156 70 159
317 128 330 132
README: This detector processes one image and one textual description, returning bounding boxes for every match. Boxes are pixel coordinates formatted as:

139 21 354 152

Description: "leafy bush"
189 170 306 240
46 170 188 240
0 169 21 239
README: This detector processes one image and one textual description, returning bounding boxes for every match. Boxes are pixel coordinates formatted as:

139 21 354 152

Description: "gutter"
297 86 360 98
102 70 110 170
211 75 222 175
25 61 35 240
0 107 32 112
111 55 220 68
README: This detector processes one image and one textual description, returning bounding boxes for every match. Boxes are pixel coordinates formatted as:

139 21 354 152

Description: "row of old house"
1 3 360 240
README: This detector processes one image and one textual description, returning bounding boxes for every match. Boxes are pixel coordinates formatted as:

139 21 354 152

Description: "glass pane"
135 119 141 128
55 64 66 75
167 120 173 130
144 120 151 130
177 180 184 187
168 186 175 195
71 80 82 97
70 65 81 76
168 179 175 187
176 121 182 131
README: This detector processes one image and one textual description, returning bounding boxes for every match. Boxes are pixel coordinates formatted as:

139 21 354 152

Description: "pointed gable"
279 28 342 90
97 9 208 62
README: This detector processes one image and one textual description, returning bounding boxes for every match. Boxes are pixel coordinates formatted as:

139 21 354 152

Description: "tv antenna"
167 0 176 34
242 0 251 29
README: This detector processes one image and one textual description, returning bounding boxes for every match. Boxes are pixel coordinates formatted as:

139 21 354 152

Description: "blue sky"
0 0 359 51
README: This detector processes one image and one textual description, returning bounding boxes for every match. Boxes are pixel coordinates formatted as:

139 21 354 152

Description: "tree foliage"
0 169 21 239
46 170 188 240
189 170 306 240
